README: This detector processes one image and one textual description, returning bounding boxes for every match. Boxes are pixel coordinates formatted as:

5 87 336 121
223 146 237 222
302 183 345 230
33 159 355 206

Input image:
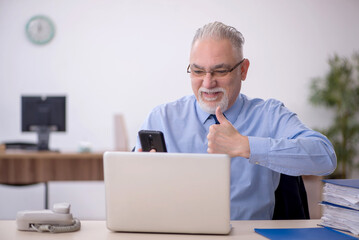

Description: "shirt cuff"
248 136 270 165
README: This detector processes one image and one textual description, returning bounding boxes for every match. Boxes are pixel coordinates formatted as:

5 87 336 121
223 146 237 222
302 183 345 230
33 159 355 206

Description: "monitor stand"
36 126 51 151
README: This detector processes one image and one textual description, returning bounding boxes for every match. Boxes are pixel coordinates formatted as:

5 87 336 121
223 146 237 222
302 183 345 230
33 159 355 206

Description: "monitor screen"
21 96 66 150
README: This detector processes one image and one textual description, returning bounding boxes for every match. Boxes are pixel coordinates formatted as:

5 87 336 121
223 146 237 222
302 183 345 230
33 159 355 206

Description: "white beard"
197 87 229 114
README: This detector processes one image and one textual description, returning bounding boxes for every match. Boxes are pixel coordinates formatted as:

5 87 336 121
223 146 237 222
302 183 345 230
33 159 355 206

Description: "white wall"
0 183 45 219
1 0 359 152
48 181 105 220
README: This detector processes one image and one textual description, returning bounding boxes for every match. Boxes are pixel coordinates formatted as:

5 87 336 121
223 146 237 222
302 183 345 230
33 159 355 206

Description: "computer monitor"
21 96 66 151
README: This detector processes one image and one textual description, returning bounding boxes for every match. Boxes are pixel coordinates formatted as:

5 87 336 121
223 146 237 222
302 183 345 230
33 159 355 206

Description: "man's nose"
202 72 216 88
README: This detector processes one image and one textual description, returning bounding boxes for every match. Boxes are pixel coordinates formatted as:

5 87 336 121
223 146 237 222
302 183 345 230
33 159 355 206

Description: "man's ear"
240 59 250 81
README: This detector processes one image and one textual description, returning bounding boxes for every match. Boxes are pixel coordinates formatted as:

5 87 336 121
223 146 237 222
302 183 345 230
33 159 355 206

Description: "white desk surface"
0 219 322 240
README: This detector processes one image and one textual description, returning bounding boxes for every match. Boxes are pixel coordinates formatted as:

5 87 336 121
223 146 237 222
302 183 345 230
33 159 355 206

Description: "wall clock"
25 15 55 45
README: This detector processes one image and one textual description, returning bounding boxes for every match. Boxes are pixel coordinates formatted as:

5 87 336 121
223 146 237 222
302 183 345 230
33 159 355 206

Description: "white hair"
191 21 245 58
198 87 229 114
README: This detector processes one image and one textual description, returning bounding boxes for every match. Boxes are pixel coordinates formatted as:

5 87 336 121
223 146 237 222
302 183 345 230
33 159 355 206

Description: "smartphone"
138 130 167 152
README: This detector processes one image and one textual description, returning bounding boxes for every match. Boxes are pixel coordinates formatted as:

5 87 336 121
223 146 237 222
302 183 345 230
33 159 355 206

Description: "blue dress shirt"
135 94 336 220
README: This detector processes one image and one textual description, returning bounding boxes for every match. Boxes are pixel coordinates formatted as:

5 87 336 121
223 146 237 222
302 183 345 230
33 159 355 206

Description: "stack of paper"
320 179 359 235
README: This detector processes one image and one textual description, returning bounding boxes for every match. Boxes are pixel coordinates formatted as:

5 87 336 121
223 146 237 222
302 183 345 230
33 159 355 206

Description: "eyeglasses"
187 58 245 78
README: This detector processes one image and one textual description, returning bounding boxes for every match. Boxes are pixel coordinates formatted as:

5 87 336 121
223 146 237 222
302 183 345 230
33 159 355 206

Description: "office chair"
272 174 310 220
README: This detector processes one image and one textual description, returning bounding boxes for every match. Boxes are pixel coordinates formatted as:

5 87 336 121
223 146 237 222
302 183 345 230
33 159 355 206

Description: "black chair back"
273 174 310 220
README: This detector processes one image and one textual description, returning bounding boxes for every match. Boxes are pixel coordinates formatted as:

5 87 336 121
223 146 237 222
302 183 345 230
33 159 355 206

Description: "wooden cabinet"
0 152 104 184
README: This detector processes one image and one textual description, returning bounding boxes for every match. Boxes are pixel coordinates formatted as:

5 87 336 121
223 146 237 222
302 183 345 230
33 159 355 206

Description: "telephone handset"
16 202 81 233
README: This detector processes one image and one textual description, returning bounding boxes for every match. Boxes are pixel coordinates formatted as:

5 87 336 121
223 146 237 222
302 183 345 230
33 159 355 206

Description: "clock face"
26 15 55 45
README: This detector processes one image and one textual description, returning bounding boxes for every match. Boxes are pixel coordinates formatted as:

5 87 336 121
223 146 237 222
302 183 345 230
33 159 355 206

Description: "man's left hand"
207 106 250 158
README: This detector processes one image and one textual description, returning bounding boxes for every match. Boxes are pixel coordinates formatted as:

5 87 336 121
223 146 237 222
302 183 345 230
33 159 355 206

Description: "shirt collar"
195 94 244 124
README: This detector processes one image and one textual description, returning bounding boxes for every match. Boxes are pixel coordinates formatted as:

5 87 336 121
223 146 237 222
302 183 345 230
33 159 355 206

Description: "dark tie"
210 114 220 124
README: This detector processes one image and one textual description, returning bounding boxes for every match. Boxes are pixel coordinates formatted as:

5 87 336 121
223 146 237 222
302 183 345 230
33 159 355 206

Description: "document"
320 179 359 235
322 179 359 210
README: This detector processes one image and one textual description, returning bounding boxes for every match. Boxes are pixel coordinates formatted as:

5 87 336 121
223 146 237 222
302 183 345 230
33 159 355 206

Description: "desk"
0 219 323 240
0 151 104 184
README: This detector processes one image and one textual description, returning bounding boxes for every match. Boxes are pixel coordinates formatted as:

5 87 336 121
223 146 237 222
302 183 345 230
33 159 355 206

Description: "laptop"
103 151 231 234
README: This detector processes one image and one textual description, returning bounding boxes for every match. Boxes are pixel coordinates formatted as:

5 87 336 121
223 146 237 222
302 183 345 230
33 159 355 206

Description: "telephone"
16 203 81 233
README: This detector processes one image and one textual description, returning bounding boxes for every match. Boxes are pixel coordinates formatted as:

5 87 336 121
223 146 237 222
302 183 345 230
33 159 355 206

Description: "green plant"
309 52 359 179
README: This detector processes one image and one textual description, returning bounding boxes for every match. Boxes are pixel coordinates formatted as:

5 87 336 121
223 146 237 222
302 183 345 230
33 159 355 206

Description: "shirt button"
255 161 259 165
